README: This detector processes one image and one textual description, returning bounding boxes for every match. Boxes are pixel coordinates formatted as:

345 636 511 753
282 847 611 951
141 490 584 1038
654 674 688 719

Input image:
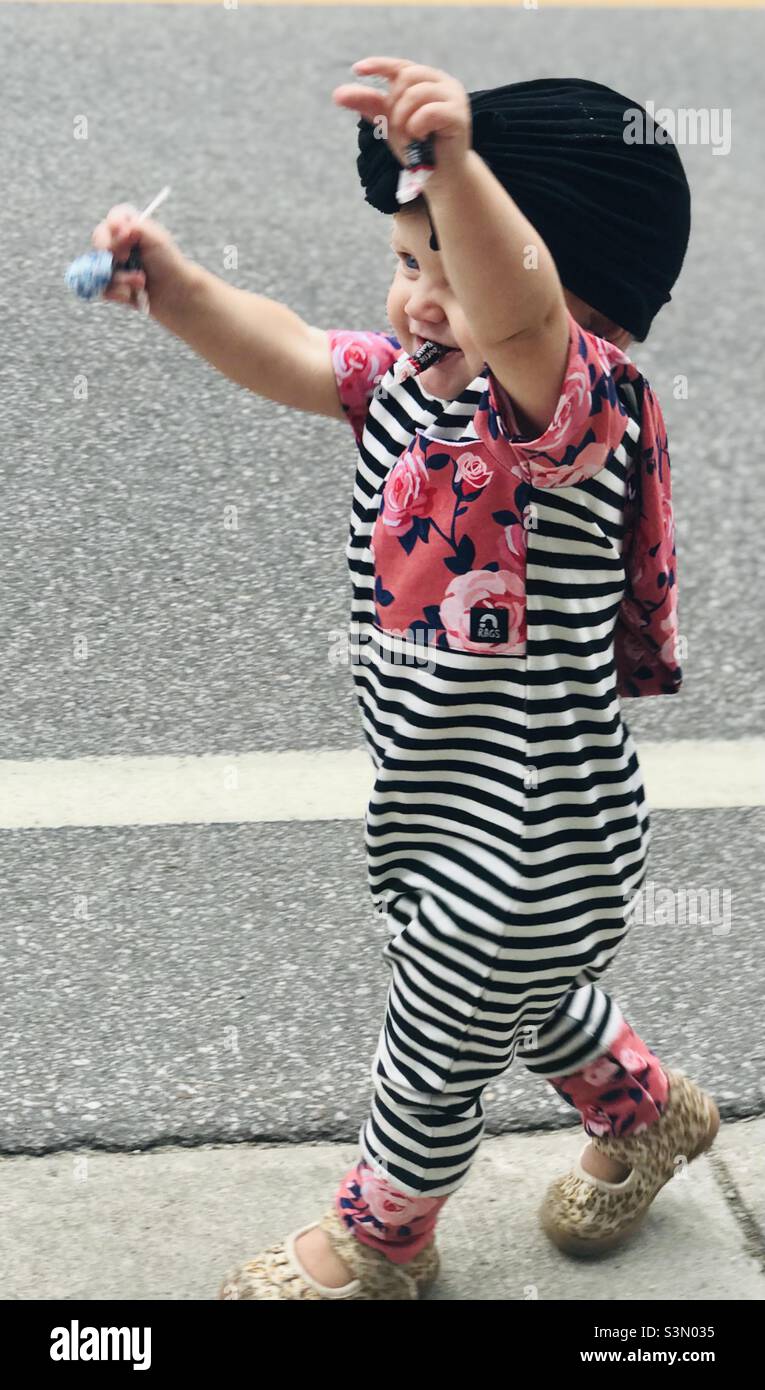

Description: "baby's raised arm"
92 205 345 421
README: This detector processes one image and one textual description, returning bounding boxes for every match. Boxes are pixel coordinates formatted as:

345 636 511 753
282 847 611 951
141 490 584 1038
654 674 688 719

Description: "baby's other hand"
333 56 472 178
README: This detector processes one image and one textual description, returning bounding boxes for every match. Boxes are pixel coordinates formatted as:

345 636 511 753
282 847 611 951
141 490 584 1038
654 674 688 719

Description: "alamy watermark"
624 103 731 157
626 879 731 936
329 624 439 675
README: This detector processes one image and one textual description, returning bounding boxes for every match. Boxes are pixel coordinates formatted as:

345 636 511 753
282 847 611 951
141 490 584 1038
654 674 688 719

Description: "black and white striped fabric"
345 359 650 1197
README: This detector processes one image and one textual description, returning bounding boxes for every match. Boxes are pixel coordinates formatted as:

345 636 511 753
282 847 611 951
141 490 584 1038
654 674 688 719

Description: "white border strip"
9 2 762 9
0 740 762 830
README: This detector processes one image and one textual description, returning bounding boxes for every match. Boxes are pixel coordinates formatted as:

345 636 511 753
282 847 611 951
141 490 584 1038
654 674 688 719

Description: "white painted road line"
0 750 366 830
0 740 763 830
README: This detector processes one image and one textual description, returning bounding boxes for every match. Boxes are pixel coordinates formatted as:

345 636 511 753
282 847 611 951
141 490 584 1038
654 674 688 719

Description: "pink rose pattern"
334 1158 449 1264
327 316 681 693
328 330 402 445
371 436 531 654
440 569 526 656
381 454 437 534
613 381 682 696
481 326 681 695
548 1018 669 1138
480 325 633 485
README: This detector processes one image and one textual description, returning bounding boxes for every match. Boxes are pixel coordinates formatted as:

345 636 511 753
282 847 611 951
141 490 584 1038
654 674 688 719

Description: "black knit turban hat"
356 76 691 341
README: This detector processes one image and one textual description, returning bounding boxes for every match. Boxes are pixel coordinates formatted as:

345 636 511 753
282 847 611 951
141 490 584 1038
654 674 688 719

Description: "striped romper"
324 310 681 1258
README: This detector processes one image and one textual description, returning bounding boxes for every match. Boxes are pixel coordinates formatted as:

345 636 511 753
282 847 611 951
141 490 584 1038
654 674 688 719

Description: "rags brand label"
469 607 509 643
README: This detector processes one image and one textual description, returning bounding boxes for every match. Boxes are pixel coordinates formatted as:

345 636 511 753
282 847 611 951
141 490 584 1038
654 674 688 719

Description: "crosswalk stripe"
0 739 762 830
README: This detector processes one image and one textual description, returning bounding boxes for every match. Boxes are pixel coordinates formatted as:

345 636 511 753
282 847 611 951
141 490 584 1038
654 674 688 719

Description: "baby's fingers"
111 269 146 291
102 269 145 307
91 203 141 256
102 284 135 306
332 83 390 122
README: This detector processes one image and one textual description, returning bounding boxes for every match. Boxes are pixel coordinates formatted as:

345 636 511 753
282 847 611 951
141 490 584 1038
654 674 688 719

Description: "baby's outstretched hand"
332 56 472 180
90 203 187 313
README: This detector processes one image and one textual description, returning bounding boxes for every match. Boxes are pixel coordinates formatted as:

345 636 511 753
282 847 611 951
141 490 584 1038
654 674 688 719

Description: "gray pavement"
0 3 763 1302
0 6 762 757
1 1119 763 1300
1 806 763 1154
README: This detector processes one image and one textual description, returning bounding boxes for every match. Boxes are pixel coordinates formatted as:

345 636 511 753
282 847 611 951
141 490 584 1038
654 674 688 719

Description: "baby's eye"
396 252 418 272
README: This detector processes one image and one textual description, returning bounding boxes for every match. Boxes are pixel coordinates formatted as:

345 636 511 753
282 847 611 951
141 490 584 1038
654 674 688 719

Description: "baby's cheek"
387 296 405 339
461 320 482 357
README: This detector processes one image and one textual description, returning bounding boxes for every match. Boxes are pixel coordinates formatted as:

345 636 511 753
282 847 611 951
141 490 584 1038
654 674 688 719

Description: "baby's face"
386 205 632 397
387 207 485 396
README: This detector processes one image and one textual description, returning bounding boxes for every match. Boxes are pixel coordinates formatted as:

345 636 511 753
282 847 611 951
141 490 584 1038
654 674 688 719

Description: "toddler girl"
93 59 719 1301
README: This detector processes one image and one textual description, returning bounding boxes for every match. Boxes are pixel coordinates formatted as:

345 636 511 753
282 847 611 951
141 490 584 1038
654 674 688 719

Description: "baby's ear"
611 326 633 350
597 320 632 350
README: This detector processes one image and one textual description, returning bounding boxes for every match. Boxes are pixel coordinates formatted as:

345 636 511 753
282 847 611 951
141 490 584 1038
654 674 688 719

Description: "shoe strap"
574 1143 637 1192
285 1222 362 1299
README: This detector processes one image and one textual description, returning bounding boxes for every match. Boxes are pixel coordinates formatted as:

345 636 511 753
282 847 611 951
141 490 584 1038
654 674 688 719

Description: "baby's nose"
409 317 449 336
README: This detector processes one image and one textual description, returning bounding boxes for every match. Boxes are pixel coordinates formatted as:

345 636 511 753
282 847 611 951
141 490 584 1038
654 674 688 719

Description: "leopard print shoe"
540 1069 720 1258
218 1204 440 1299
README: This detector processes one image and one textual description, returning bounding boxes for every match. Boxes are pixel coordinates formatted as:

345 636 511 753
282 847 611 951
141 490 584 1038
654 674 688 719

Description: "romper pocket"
370 438 528 656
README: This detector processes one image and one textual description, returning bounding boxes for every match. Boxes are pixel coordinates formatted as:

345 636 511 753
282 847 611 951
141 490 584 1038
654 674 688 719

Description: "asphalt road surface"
1 3 763 1155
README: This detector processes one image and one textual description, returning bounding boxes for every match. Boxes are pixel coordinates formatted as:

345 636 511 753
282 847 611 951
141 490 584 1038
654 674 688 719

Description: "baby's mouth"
413 334 462 358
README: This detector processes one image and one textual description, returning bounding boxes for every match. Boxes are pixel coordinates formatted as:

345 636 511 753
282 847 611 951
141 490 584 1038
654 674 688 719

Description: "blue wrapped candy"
64 187 170 305
65 249 117 300
65 244 143 301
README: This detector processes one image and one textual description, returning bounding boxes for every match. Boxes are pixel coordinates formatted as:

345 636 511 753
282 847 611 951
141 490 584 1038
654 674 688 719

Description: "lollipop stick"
132 185 171 316
137 185 171 223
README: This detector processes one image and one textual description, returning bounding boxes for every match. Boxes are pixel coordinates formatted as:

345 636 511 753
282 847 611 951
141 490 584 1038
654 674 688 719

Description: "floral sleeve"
481 309 682 698
614 380 682 697
325 330 402 446
483 308 632 489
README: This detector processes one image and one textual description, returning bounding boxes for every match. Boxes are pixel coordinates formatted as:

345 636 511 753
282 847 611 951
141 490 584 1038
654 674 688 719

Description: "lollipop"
64 185 171 315
396 137 436 205
393 337 456 384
